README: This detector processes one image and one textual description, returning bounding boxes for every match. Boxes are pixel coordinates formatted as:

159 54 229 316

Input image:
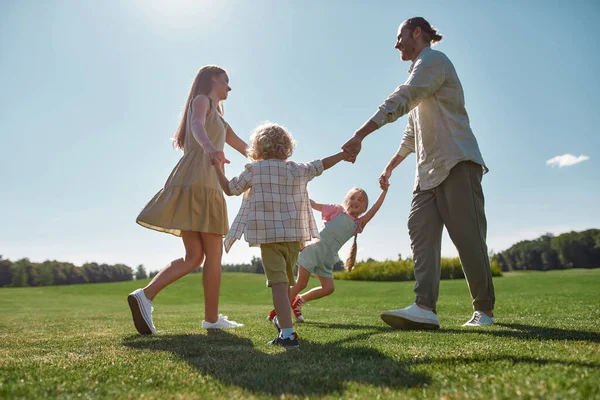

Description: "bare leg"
272 282 293 329
200 232 223 323
289 265 311 301
298 275 335 302
143 231 204 301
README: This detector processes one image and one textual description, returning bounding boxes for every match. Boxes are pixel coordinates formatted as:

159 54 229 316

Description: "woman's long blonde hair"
172 65 226 150
343 188 369 272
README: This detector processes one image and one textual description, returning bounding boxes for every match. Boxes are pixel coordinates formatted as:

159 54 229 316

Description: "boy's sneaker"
201 314 244 329
267 299 304 323
267 332 300 348
272 315 281 333
127 288 156 335
291 296 305 322
380 303 440 330
463 311 495 327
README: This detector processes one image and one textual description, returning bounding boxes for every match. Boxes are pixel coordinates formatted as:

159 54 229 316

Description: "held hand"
341 149 355 162
344 153 357 163
379 168 392 190
341 135 363 163
209 150 230 167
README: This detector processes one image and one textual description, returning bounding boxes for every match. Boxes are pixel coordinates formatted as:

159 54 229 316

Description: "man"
342 17 495 329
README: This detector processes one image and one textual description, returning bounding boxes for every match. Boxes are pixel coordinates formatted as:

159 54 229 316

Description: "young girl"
213 122 350 348
267 185 389 323
129 65 247 335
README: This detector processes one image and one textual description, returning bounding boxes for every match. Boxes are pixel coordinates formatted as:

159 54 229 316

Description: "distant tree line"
493 229 600 271
1 229 597 287
0 257 136 288
222 257 264 274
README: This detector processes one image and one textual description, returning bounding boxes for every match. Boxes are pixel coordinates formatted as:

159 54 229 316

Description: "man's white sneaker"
127 288 156 335
380 303 440 330
201 314 244 329
463 311 494 327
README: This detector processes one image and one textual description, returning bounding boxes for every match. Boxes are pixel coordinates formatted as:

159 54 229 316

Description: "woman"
129 65 247 334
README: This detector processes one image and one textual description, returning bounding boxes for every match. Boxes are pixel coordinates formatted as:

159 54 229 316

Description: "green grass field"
1 269 599 399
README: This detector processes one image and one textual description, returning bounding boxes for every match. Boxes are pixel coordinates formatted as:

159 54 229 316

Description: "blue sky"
1 0 599 271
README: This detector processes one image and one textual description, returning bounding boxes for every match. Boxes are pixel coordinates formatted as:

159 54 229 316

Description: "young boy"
213 122 349 348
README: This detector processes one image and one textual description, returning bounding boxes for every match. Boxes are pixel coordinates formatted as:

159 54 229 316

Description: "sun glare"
134 0 224 30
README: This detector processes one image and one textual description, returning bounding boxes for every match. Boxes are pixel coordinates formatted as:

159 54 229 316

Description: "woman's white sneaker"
463 311 494 327
201 314 244 329
127 288 156 335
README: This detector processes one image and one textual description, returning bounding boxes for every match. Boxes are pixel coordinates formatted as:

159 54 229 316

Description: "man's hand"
341 134 363 163
379 168 392 190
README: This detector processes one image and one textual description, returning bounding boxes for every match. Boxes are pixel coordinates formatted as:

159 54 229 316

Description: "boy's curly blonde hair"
247 122 296 161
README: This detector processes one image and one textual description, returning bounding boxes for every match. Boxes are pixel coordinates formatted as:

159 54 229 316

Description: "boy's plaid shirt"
224 159 324 253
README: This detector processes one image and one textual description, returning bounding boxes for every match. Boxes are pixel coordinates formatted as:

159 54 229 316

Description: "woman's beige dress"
136 99 229 236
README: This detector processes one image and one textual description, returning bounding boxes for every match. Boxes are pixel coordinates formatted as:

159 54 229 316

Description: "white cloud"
546 154 590 167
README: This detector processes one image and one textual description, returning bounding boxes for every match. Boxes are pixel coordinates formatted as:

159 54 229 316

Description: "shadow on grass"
437 322 600 343
320 318 600 344
122 326 600 396
302 321 390 332
122 329 429 397
415 354 600 370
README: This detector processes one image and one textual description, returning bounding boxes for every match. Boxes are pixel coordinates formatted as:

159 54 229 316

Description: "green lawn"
1 269 599 399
